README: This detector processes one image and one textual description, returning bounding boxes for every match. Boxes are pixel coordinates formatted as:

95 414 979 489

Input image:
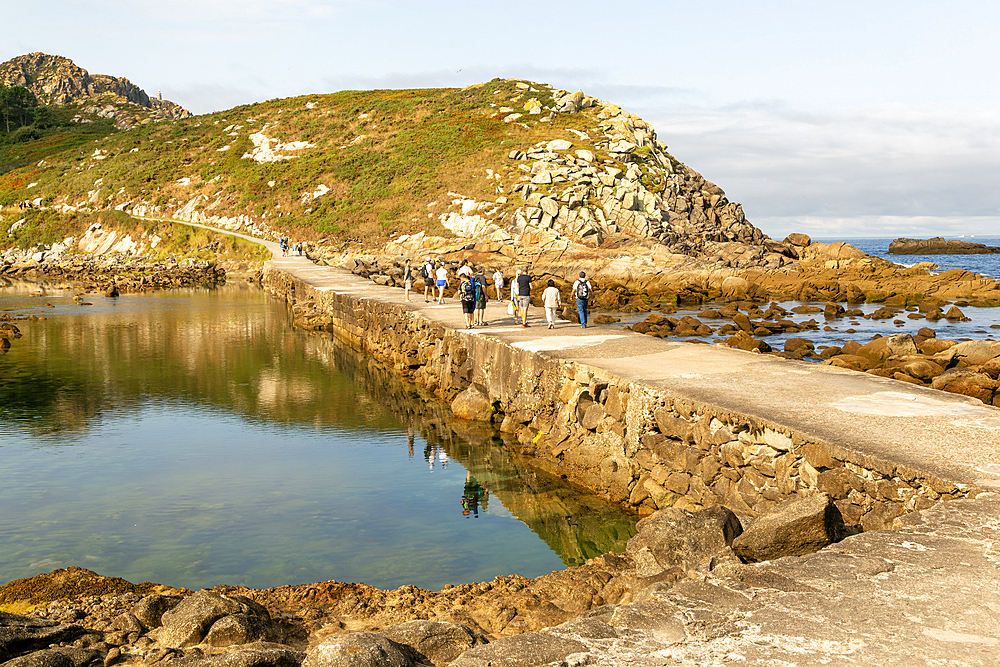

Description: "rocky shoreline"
4 263 1000 665
0 491 854 667
628 308 1000 408
3 491 998 666
0 248 229 295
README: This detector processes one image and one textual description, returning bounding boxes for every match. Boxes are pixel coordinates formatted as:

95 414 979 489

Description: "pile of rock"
823 333 1000 406
630 302 821 345
503 96 771 263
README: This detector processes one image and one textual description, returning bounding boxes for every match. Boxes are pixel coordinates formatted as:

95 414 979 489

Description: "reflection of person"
462 471 488 518
407 429 414 458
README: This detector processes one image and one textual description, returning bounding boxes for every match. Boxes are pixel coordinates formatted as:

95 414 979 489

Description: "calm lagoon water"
0 281 636 591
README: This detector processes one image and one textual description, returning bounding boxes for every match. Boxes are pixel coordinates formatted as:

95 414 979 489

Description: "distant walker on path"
573 271 593 328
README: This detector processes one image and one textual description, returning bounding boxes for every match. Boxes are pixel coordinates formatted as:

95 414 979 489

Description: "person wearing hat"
422 256 435 302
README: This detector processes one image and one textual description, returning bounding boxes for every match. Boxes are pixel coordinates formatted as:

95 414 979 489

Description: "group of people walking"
401 257 594 330
279 238 305 256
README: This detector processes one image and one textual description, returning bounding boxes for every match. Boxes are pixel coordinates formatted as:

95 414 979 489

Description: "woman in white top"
541 279 562 329
492 269 504 300
435 263 449 304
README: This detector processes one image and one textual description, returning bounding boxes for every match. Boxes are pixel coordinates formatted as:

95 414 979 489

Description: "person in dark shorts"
459 273 476 328
474 266 489 326
421 256 435 302
515 266 532 327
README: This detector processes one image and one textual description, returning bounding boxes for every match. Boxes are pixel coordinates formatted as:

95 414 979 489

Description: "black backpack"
460 280 476 302
420 264 430 280
575 280 590 300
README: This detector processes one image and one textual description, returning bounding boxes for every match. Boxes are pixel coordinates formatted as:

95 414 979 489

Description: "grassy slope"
0 79 618 250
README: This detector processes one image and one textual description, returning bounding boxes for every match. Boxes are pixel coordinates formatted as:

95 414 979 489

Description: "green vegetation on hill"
0 79 608 248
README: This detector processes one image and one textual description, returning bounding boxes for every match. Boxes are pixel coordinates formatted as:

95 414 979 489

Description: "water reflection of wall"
310 329 638 566
1 283 637 567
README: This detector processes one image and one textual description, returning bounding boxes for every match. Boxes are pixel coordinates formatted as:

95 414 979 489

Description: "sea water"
0 281 636 591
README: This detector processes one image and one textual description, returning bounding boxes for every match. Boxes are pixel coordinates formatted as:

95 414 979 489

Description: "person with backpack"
572 271 594 328
474 266 489 326
421 256 435 302
459 273 477 328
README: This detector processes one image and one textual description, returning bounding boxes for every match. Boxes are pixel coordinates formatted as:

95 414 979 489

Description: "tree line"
0 84 59 140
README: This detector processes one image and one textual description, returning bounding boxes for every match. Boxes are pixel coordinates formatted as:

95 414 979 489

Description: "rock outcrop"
0 52 192 128
888 236 1000 254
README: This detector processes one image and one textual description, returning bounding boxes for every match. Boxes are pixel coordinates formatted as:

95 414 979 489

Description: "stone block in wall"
682 447 703 476
816 468 863 499
643 479 674 509
873 478 910 502
605 387 625 420
654 408 691 442
581 403 605 431
799 461 819 487
664 472 691 495
861 500 905 531
629 476 651 505
749 456 776 478
762 428 792 452
834 498 865 526
743 467 771 492
737 476 763 509
720 441 746 468
699 455 722 484
640 432 665 451
801 442 839 470
451 384 493 421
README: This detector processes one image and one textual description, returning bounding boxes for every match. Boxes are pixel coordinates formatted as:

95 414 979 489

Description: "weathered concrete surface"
543 492 1000 666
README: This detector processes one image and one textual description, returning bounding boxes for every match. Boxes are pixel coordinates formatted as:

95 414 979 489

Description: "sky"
3 0 999 240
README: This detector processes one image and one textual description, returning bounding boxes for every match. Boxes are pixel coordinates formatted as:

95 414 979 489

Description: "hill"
0 76 778 268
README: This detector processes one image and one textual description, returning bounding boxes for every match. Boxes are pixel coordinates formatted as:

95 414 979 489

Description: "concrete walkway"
262 252 1000 494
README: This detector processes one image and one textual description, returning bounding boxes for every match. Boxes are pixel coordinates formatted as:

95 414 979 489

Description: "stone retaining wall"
262 266 973 531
